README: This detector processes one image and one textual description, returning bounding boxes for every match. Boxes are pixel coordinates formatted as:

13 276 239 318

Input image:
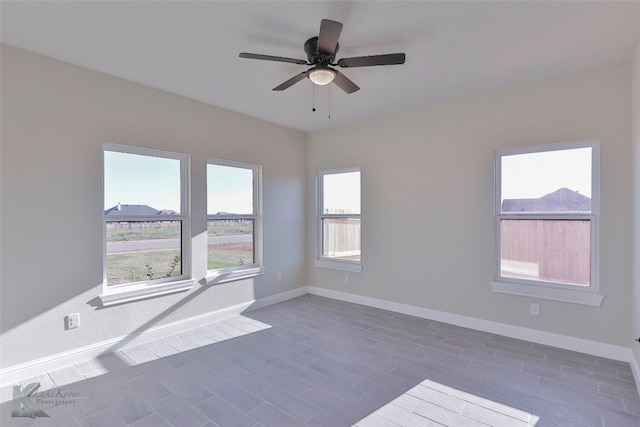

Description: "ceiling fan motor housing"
304 37 338 65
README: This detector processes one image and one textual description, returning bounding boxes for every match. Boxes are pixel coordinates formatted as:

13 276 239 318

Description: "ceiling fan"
239 19 406 94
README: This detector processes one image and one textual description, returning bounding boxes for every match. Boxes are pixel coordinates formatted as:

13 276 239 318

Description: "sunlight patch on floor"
354 379 540 426
0 314 273 403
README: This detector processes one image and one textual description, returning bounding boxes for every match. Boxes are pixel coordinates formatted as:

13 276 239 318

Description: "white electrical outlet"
277 271 282 280
529 303 540 316
66 313 80 329
345 274 350 284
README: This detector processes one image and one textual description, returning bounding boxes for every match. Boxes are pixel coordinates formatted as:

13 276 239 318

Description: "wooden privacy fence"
322 218 361 260
500 219 591 285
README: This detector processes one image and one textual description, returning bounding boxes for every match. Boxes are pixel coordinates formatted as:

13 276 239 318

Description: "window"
492 140 603 306
206 159 263 284
101 144 192 306
315 168 362 272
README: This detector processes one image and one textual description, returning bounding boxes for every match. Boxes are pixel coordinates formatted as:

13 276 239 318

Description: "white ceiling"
2 1 639 133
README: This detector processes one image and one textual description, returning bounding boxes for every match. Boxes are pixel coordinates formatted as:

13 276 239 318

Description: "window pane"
323 171 361 214
207 164 254 215
207 219 254 269
104 151 182 214
106 221 181 285
500 219 590 286
322 218 361 261
501 147 591 213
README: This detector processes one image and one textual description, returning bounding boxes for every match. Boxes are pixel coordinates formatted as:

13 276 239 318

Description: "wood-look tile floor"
1 295 639 426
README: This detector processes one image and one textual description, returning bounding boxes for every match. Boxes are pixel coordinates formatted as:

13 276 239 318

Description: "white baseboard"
1 284 634 394
245 286 309 312
630 348 640 394
0 287 307 387
307 286 632 363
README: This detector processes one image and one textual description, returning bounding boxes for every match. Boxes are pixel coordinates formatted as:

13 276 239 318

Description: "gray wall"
307 62 633 347
1 42 637 371
0 45 307 368
632 35 640 365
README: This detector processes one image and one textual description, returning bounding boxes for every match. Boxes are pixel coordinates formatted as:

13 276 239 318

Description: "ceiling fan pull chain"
328 84 331 119
312 82 316 112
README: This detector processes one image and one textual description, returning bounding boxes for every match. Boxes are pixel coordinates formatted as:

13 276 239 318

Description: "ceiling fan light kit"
308 67 335 85
239 19 406 94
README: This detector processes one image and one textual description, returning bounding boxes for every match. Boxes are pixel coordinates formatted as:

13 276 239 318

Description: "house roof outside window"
502 188 591 213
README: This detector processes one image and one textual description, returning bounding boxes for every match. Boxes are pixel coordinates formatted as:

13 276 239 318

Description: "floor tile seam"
461 397 539 425
528 367 606 393
596 381 640 399
317 325 383 342
509 389 608 424
532 383 627 416
255 389 324 423
496 349 559 368
560 364 629 381
205 387 266 416
158 381 212 405
419 353 474 370
591 375 640 391
520 362 566 379
545 356 616 374
307 320 372 339
238 367 310 399
192 398 235 426
622 399 640 418
305 361 365 387
304 330 380 349
150 399 202 427
468 358 526 376
521 409 592 427
528 409 598 427
135 384 178 408
263 358 318 381
441 341 500 357
538 375 628 404
485 343 544 360
176 333 217 347
372 403 432 427
369 324 420 338
409 341 464 356
461 349 517 367
296 390 364 424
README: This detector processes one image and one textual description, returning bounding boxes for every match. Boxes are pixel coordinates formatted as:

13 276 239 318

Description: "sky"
104 151 182 212
104 151 253 214
105 147 581 215
323 171 361 214
207 164 253 215
500 147 592 201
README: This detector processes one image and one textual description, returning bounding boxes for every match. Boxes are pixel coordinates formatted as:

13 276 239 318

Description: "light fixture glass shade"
308 68 336 85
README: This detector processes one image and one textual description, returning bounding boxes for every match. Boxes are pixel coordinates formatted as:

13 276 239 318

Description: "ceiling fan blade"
273 72 308 91
337 53 406 68
332 70 360 94
239 52 307 65
318 19 343 55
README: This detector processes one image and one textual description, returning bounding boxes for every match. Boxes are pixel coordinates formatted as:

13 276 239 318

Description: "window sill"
314 259 362 273
99 279 194 307
206 266 265 285
490 280 604 306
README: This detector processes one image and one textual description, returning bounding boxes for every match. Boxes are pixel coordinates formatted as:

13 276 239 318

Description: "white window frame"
99 143 193 307
206 158 264 285
314 167 363 273
491 139 603 306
